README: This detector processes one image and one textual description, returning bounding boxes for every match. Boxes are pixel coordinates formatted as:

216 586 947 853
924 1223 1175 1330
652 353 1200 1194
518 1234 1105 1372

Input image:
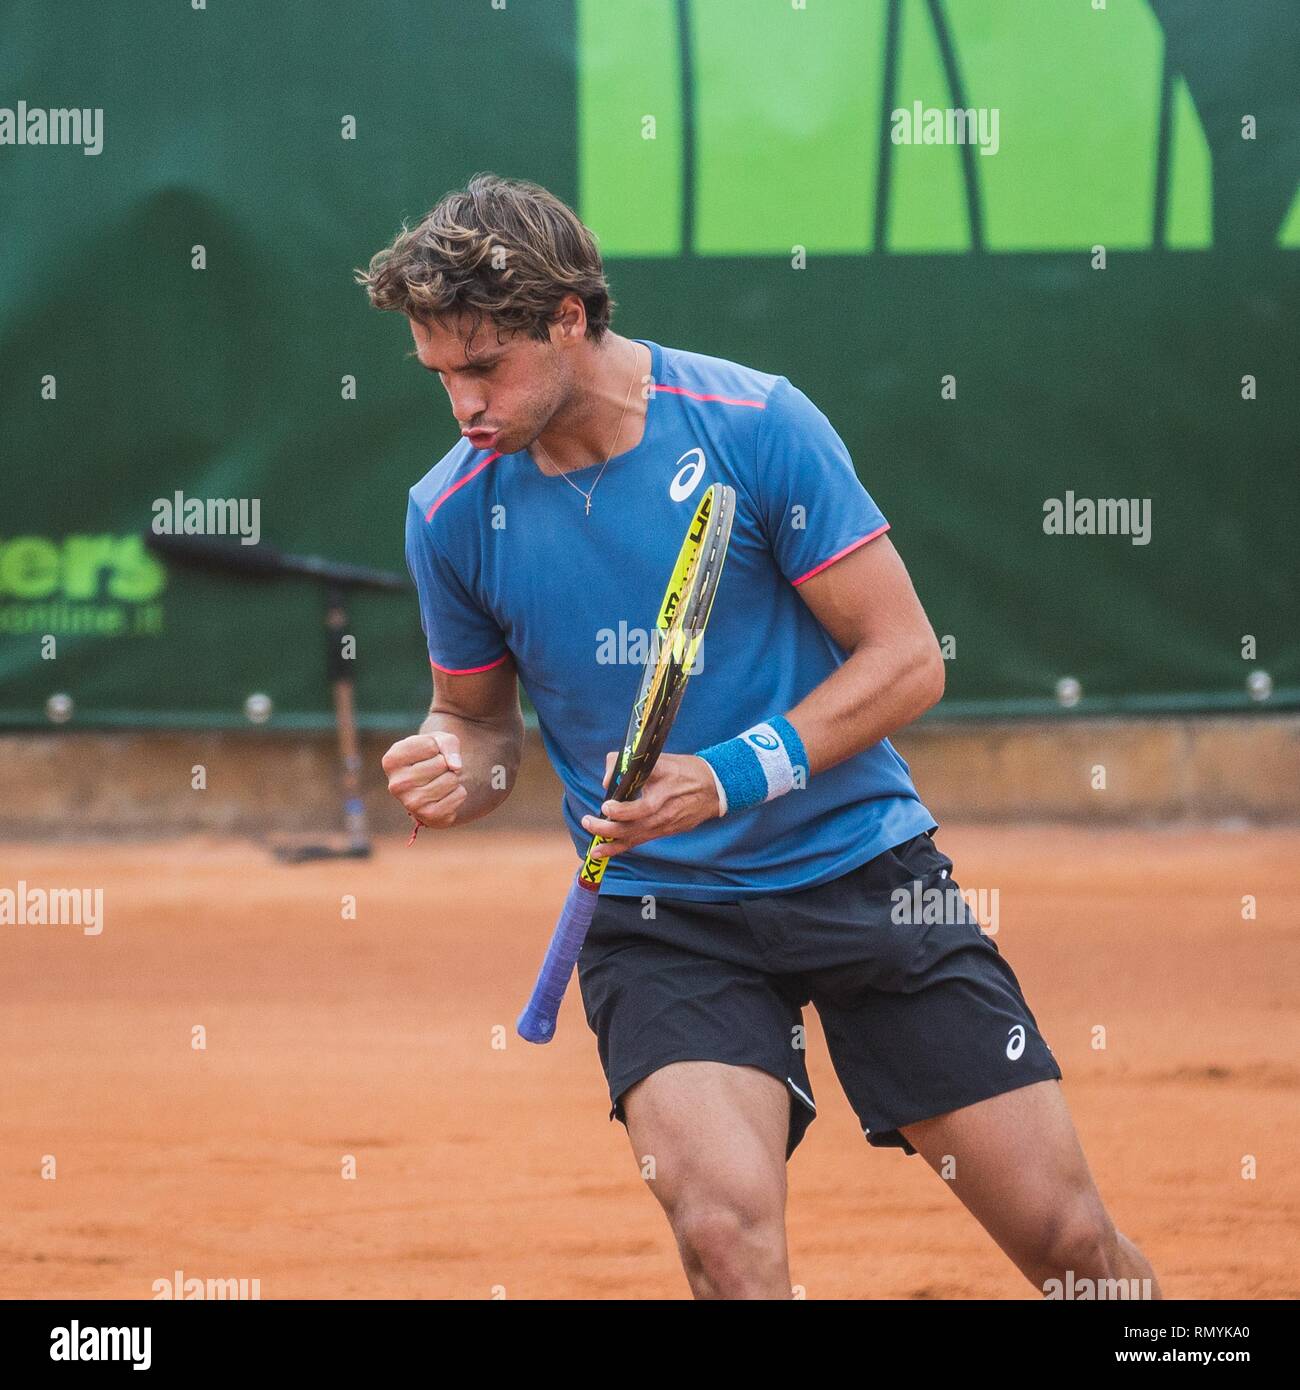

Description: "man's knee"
1033 1196 1120 1283
667 1182 786 1292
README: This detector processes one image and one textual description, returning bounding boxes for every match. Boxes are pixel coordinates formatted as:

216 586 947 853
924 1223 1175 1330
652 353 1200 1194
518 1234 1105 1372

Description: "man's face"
408 312 568 455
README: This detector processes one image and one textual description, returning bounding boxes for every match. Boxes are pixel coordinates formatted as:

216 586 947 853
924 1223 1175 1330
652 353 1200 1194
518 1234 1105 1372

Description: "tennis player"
361 174 1161 1301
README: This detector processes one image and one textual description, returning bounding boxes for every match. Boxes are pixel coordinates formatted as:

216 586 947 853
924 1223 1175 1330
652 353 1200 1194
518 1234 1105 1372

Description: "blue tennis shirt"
405 339 936 900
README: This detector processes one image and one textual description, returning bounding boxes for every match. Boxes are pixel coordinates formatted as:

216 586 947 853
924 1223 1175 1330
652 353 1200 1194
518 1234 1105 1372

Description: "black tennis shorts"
576 829 1062 1161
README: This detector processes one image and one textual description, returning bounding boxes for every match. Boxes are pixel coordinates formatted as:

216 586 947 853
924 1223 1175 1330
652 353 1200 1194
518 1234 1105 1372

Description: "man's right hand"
382 731 468 828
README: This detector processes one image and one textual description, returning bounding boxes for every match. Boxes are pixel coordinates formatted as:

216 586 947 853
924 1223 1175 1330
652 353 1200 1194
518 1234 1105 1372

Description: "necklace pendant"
585 497 592 516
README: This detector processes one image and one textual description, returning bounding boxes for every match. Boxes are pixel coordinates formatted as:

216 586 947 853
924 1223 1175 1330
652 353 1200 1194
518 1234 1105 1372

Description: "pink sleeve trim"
652 383 766 409
424 451 501 523
790 524 890 587
430 652 509 676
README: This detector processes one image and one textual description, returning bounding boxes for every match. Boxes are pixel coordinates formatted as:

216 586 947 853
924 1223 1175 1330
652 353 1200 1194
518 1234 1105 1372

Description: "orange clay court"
1 824 1296 1300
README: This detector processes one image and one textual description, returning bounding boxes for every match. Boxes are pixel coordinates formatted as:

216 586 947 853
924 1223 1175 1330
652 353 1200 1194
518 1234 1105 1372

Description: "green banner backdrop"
1 0 1296 728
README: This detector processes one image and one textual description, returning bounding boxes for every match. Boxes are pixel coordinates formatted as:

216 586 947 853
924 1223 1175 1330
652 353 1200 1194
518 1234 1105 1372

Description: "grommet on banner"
1054 677 1082 709
244 692 273 724
1246 670 1272 702
45 692 74 724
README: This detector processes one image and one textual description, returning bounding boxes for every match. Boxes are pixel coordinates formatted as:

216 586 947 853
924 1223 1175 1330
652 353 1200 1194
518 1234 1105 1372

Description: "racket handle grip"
517 877 600 1044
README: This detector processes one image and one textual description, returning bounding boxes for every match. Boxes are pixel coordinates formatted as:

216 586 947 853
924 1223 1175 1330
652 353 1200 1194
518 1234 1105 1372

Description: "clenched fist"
382 731 467 829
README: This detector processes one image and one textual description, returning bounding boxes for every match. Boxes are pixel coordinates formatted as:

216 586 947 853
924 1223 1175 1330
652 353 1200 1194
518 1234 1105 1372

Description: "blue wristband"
696 715 809 815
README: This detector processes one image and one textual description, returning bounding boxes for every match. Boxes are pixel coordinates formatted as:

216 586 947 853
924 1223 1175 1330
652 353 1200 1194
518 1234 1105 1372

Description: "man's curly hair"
356 173 614 352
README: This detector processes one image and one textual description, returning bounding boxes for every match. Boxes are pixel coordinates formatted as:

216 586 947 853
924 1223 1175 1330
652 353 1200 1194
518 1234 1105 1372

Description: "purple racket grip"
517 876 600 1043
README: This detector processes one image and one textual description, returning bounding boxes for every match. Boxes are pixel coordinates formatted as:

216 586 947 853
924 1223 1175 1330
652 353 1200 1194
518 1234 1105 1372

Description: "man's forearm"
418 709 523 825
592 636 945 852
785 635 944 776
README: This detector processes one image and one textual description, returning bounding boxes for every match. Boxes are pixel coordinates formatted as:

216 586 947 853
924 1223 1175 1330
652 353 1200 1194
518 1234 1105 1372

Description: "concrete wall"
2 716 1296 840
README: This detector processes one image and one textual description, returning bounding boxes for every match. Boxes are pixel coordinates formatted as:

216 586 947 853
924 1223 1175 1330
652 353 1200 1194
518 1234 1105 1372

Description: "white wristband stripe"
742 722 797 800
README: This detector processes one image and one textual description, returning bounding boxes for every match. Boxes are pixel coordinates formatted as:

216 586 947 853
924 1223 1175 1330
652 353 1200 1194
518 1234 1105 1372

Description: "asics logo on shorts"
1006 1024 1026 1060
669 448 707 501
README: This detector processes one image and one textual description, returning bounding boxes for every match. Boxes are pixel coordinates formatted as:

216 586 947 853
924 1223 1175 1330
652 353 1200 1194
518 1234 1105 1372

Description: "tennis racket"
517 482 736 1043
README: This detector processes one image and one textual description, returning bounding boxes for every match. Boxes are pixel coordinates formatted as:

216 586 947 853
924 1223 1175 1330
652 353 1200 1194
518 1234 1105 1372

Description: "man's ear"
552 292 587 345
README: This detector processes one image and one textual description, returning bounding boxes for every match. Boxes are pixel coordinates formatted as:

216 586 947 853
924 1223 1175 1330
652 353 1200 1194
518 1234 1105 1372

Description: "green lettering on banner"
578 0 683 255
0 535 166 604
577 0 1218 254
1276 184 1300 247
886 0 967 253
61 535 119 600
940 0 1165 250
1166 74 1212 248
107 536 166 603
0 537 60 599
690 0 884 254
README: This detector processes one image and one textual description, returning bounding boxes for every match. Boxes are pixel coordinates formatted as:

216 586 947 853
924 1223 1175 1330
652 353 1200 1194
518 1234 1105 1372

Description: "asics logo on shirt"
669 448 707 501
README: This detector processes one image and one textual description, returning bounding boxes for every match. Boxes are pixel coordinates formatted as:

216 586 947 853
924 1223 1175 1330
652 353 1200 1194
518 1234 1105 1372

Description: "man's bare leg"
621 1060 792 1299
900 1078 1162 1298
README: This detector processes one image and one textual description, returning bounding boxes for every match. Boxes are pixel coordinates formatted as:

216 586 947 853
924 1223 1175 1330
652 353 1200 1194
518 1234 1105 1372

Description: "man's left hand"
580 752 722 859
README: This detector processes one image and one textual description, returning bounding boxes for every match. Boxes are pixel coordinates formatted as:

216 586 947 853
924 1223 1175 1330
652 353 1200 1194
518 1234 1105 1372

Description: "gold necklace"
533 341 641 515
